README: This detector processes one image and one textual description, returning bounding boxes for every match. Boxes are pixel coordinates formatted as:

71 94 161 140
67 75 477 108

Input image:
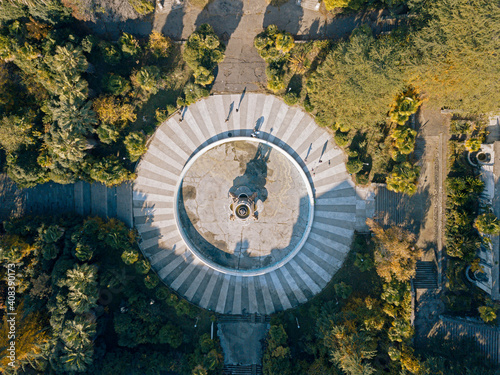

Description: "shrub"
283 91 298 105
474 213 500 235
135 259 151 274
356 172 369 185
303 96 314 112
124 132 147 162
119 33 140 56
102 74 131 96
334 131 350 147
450 120 472 135
144 273 159 289
346 159 363 174
267 74 285 92
128 0 154 15
324 0 350 11
478 306 497 323
148 31 171 58
155 287 170 300
386 162 420 196
465 138 482 152
121 248 139 265
183 24 225 87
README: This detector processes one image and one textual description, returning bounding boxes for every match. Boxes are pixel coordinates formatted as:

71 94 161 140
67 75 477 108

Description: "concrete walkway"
0 177 133 227
153 0 387 92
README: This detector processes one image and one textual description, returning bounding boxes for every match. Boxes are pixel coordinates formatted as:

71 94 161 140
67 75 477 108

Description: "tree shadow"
263 1 304 35
161 6 185 39
194 0 244 42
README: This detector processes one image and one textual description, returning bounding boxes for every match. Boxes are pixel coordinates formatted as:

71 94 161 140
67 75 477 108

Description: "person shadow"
194 0 244 43
262 0 304 36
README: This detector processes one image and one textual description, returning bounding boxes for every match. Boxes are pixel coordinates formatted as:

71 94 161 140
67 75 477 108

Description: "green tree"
183 24 225 86
325 326 376 375
158 324 182 348
131 66 160 94
0 114 36 154
386 162 420 196
102 74 131 96
478 306 497 323
391 127 417 155
65 263 99 314
148 30 171 58
119 33 140 56
86 157 136 186
124 131 147 162
263 324 292 375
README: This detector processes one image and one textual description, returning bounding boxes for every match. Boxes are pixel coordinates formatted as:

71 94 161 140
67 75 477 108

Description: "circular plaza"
177 137 314 275
133 93 371 315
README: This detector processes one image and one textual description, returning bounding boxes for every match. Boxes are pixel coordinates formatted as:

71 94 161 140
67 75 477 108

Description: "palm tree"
60 345 94 372
50 44 88 76
61 316 96 350
475 213 500 235
386 162 420 196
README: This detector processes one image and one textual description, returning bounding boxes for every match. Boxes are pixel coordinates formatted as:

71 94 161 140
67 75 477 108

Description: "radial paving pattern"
133 93 373 315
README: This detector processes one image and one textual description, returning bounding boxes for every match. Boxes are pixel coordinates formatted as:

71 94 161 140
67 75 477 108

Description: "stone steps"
414 261 438 289
134 94 371 315
431 316 500 364
223 364 262 375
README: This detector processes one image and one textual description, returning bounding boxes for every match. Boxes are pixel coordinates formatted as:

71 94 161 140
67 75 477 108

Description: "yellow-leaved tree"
366 219 422 283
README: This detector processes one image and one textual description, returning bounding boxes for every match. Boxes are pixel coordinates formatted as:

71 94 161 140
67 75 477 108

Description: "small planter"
477 151 491 164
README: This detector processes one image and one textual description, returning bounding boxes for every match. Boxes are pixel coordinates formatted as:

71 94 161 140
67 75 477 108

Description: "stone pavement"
152 0 389 92
218 320 269 366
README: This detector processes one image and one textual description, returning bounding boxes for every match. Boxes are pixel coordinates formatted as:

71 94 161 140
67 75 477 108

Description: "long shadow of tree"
194 0 243 43
161 6 185 40
263 0 304 35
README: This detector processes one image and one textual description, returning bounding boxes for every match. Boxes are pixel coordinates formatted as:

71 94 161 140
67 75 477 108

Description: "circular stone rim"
174 136 315 277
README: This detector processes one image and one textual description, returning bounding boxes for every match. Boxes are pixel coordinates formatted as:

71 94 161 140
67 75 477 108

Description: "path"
218 315 269 374
80 0 399 92
373 104 449 343
153 0 394 92
0 177 133 227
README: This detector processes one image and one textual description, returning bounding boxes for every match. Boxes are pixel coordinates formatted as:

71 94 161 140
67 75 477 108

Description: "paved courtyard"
180 139 311 271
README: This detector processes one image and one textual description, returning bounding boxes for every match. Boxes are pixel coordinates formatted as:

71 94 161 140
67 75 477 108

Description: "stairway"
218 314 271 323
134 93 373 315
17 180 134 228
414 261 438 289
431 316 500 364
223 364 262 375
